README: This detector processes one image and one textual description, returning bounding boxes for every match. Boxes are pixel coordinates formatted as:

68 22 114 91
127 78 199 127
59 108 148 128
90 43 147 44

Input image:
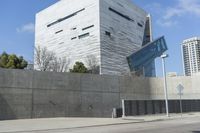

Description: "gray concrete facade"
0 69 200 120
35 0 155 76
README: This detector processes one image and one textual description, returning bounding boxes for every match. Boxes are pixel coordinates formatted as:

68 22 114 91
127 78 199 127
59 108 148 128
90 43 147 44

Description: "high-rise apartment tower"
182 37 200 76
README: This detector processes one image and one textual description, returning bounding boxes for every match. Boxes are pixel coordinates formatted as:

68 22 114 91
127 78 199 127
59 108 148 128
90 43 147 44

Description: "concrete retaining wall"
0 69 200 120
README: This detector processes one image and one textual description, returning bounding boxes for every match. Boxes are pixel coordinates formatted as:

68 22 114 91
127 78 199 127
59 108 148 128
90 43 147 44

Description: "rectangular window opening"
71 27 77 30
55 30 63 34
78 33 90 39
71 37 77 40
108 7 134 22
105 31 111 37
82 25 94 31
47 8 85 27
137 23 143 27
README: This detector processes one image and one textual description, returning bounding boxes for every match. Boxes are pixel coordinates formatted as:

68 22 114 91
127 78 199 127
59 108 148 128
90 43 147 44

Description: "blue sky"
0 0 200 76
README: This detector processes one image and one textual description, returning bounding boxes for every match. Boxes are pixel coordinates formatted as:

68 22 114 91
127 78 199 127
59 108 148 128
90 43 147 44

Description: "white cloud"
157 19 178 27
163 7 184 20
145 0 200 27
144 2 162 13
16 23 35 33
163 0 200 20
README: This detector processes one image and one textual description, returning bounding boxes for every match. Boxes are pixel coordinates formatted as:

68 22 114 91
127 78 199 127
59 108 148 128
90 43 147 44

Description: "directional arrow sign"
177 84 184 95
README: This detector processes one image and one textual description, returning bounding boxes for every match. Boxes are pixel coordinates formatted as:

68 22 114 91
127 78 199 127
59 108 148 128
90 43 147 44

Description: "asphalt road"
16 117 200 133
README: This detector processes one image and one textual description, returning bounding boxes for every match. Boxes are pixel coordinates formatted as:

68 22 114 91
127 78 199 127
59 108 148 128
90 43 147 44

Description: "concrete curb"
123 113 200 123
2 114 200 133
0 121 141 133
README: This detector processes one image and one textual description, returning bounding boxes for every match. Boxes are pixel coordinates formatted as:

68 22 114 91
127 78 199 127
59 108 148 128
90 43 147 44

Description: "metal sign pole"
180 93 183 117
177 84 184 117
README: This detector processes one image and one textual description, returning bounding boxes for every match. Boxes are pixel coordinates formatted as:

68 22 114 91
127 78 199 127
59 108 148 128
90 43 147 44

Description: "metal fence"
123 100 200 116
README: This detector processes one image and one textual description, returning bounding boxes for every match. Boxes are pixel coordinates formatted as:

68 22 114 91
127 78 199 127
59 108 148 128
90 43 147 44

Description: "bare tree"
34 46 56 71
34 46 70 72
51 57 70 72
85 55 100 74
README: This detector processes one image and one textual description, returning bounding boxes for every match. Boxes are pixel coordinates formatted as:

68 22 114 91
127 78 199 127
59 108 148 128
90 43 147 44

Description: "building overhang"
127 36 168 72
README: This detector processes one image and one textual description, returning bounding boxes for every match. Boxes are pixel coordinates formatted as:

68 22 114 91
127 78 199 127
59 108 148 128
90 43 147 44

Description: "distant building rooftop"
182 37 200 44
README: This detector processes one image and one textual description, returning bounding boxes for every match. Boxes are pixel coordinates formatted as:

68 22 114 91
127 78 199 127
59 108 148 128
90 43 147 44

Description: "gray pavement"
1 113 200 133
53 118 200 133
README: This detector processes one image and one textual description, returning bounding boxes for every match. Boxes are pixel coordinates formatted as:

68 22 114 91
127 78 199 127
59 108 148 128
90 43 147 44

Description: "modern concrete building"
34 0 156 76
182 37 200 76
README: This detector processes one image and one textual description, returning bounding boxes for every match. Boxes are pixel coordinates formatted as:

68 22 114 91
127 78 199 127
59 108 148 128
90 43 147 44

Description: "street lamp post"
161 54 169 117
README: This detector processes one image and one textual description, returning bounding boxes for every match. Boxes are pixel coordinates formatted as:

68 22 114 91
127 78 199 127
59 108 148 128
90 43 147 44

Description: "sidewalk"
123 112 200 122
0 118 139 133
0 112 200 133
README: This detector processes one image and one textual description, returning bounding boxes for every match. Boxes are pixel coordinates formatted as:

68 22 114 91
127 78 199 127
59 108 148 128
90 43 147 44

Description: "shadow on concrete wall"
0 94 16 120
